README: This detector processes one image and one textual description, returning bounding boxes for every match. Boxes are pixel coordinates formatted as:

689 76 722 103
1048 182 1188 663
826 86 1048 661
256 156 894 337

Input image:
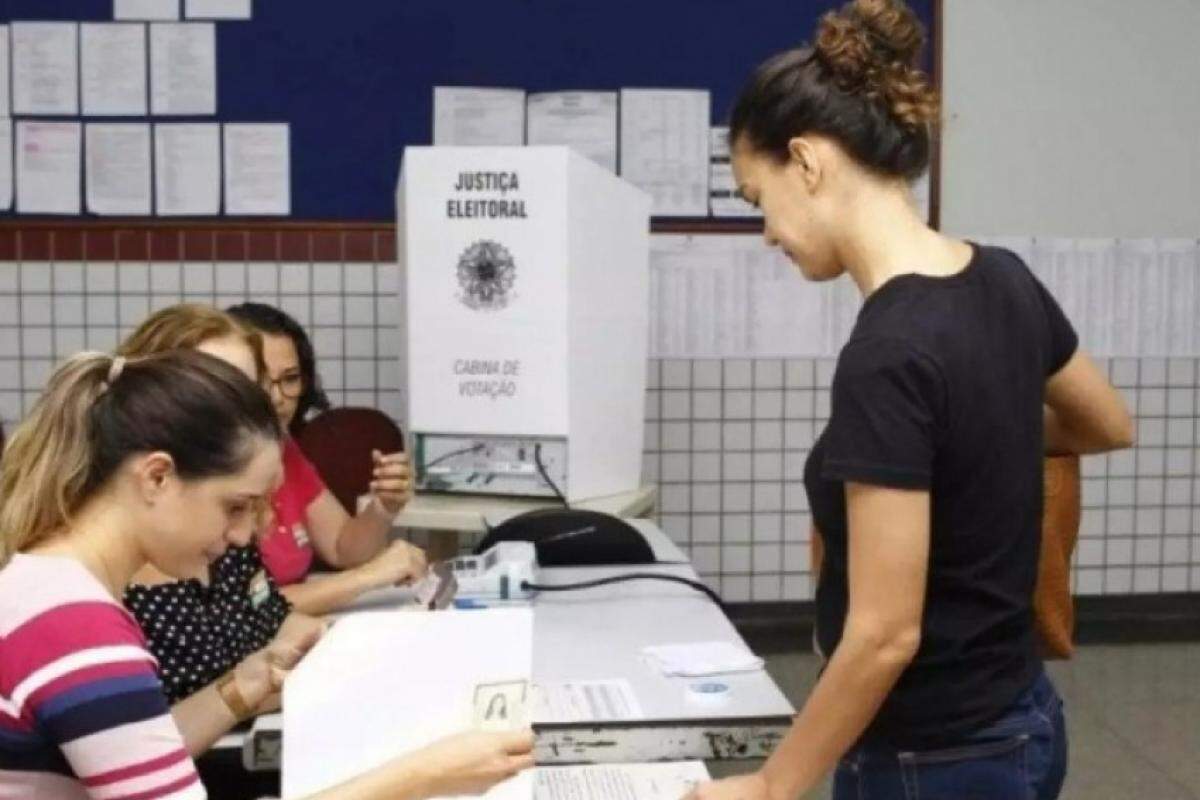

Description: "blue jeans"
833 671 1068 800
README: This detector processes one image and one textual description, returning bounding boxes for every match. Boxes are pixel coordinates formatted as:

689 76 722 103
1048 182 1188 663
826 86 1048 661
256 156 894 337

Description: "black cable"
533 443 569 507
425 443 486 469
521 573 724 610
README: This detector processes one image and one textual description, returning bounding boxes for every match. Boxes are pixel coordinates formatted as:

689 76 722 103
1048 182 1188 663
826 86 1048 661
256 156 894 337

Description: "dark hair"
0 350 281 562
729 0 938 180
226 302 330 435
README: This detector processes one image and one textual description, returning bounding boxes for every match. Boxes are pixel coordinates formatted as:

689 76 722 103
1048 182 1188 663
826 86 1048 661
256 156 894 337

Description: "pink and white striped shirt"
0 553 205 799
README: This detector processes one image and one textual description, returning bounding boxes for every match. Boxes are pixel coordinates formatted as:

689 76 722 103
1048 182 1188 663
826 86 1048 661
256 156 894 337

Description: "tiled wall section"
0 256 1196 603
0 259 405 425
644 357 1200 601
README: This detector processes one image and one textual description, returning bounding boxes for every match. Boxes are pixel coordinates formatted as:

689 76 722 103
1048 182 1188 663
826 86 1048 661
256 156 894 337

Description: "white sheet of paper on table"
154 122 221 215
535 762 710 800
642 640 764 678
433 86 526 146
283 607 534 799
150 22 216 115
81 23 148 116
12 22 79 116
115 0 181 20
16 121 81 215
86 123 152 215
533 679 644 723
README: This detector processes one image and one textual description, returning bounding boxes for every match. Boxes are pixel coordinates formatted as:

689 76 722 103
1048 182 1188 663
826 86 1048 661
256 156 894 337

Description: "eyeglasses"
265 372 304 399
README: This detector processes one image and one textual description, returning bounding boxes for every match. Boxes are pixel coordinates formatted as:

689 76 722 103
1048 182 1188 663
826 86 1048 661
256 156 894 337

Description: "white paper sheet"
283 608 534 800
154 122 220 215
12 22 79 116
708 126 760 218
972 235 1200 357
433 86 526 146
650 234 851 358
16 121 82 215
0 119 12 211
185 0 252 20
535 762 710 800
86 123 152 215
82 24 148 116
642 641 764 678
618 89 710 217
150 22 216 115
115 0 180 20
534 679 643 723
0 27 11 117
526 91 618 172
1158 238 1197 356
223 122 290 215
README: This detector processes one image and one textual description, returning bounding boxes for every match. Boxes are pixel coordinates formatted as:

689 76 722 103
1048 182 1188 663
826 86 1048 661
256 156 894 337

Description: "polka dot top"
124 544 292 703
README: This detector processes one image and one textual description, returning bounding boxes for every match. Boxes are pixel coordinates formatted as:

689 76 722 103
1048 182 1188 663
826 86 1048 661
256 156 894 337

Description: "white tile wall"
0 261 1196 602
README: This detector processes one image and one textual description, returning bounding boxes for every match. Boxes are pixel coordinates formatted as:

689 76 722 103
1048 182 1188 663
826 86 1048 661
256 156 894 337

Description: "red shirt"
258 438 326 585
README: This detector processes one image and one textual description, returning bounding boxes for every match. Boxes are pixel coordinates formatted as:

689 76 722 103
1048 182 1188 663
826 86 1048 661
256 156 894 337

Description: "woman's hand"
369 449 414 515
234 616 324 714
682 773 774 800
360 540 429 591
412 730 536 797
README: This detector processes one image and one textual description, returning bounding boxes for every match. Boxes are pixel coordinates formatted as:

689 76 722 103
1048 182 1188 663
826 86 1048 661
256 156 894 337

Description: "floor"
708 643 1200 799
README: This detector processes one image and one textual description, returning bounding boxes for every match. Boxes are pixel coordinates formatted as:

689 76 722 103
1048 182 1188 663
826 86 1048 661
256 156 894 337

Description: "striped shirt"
0 553 205 799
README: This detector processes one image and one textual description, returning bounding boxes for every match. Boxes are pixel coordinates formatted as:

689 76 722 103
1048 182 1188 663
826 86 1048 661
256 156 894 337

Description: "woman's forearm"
170 683 239 758
280 568 376 616
304 752 432 800
760 625 918 799
334 504 392 566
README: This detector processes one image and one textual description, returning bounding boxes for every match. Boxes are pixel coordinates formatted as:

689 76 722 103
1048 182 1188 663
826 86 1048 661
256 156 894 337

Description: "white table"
235 524 793 771
528 562 794 763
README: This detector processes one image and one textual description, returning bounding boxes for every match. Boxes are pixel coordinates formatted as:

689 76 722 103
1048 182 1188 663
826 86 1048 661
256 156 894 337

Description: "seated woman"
118 303 322 703
227 302 422 615
0 350 533 799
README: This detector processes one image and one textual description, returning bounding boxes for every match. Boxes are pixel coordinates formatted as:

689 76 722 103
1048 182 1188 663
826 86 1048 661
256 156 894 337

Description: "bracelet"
216 670 254 723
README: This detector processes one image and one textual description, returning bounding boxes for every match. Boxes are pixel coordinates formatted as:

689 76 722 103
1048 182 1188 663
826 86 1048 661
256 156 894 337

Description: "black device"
474 508 655 567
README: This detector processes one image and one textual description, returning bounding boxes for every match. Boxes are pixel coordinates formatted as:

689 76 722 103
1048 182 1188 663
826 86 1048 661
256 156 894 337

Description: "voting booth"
396 146 651 502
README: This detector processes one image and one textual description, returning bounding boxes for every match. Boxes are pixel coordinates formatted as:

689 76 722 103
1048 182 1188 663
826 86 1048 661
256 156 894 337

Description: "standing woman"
226 302 422 615
689 1 1132 798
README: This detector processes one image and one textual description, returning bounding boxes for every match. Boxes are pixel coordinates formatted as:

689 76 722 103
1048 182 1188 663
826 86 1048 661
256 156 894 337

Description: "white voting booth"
397 146 651 502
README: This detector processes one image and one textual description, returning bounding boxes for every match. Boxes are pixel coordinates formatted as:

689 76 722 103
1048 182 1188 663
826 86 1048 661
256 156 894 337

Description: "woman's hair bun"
815 0 938 131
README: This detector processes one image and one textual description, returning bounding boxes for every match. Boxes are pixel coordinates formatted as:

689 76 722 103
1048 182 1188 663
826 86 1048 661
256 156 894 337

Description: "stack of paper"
642 641 764 678
535 762 710 800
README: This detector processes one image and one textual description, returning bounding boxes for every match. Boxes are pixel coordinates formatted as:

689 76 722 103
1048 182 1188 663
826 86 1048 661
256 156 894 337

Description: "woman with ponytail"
0 351 533 799
687 1 1131 798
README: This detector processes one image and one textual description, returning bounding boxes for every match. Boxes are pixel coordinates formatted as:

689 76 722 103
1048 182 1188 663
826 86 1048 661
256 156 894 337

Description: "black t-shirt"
805 243 1078 750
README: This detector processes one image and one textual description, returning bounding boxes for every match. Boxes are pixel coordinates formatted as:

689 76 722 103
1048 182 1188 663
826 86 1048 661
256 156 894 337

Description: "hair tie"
100 355 126 395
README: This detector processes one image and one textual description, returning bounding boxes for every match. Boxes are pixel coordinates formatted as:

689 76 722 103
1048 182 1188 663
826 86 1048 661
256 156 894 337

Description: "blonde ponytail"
0 353 113 566
0 349 280 568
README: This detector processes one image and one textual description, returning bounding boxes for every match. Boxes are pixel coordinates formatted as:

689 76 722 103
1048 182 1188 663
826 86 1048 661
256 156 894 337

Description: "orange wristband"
216 671 254 722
